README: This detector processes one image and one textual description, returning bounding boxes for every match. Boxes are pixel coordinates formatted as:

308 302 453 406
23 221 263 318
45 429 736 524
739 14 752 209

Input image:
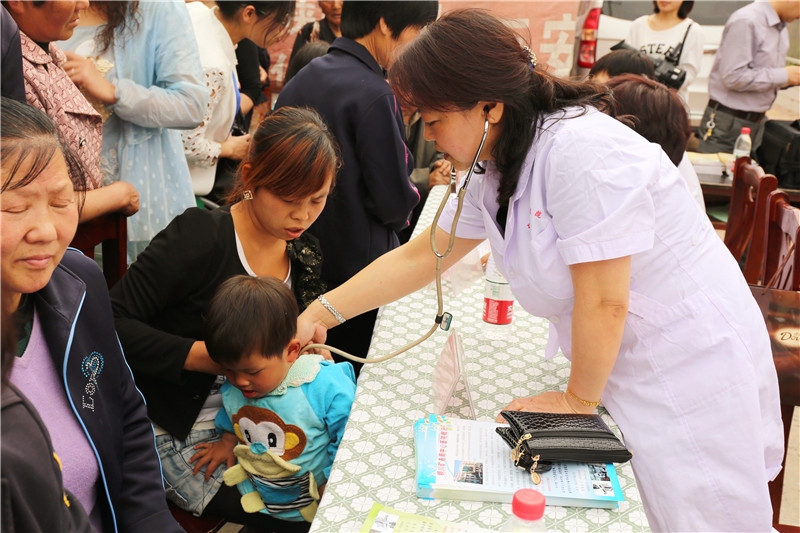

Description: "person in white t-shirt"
626 0 704 105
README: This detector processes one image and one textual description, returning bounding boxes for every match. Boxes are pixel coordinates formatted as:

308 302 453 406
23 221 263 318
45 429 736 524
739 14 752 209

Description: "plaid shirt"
20 31 103 190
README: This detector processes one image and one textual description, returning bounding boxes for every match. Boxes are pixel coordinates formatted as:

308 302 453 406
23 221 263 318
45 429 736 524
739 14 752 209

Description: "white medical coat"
439 107 784 531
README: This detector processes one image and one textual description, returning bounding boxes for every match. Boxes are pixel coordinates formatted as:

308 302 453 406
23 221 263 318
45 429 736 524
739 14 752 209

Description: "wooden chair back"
750 190 800 532
725 156 778 272
757 190 800 291
69 212 128 288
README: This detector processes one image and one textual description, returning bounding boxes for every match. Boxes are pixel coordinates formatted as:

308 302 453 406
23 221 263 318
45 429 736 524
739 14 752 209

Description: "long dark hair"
389 9 610 207
1 97 86 213
91 1 140 54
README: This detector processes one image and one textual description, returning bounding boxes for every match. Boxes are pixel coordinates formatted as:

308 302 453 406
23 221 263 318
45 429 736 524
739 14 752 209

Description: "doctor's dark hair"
653 1 694 19
604 74 690 166
205 276 298 366
0 97 86 213
340 1 438 40
389 9 609 208
226 106 340 203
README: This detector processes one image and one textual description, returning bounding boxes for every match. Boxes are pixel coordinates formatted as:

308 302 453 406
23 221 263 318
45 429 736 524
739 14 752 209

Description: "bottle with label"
731 127 752 172
482 254 513 339
498 489 546 532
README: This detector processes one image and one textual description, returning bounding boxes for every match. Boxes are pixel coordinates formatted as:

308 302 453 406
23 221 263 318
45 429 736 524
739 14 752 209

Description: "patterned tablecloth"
310 186 651 532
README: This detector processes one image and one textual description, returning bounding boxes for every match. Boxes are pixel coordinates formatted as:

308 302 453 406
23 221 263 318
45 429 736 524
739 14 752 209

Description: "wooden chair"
759 190 800 291
69 212 128 288
723 157 778 281
749 190 800 532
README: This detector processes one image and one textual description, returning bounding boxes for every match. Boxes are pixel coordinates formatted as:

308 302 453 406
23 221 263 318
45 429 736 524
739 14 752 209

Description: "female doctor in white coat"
297 9 784 532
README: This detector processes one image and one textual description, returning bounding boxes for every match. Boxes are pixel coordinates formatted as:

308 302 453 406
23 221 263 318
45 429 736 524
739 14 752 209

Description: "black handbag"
496 411 632 484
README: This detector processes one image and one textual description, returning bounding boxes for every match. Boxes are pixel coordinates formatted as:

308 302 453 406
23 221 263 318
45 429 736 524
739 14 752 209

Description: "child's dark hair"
206 276 298 367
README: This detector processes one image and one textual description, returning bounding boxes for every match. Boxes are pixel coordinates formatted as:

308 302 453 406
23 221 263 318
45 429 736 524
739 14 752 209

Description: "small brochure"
414 414 625 509
359 502 489 533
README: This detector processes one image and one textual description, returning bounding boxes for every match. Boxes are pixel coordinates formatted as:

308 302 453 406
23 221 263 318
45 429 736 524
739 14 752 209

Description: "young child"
202 275 356 525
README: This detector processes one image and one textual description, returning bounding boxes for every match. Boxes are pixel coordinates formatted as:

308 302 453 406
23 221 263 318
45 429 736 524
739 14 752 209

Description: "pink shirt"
20 31 103 190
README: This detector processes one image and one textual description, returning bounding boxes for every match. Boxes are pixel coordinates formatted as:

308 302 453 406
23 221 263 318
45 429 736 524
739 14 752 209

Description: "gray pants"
696 105 765 155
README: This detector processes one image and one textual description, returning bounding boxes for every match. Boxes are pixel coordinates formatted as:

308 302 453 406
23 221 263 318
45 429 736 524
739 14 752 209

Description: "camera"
609 41 687 91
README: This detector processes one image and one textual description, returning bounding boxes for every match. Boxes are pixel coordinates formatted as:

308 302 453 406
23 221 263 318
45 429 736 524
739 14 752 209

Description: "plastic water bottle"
732 127 752 161
499 489 546 532
482 254 513 339
732 127 752 159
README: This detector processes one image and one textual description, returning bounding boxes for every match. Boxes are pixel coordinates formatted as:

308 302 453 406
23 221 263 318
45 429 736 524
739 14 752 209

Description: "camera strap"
673 22 693 64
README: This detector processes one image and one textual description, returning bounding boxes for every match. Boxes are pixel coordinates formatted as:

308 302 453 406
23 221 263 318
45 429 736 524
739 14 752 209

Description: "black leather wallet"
496 411 632 482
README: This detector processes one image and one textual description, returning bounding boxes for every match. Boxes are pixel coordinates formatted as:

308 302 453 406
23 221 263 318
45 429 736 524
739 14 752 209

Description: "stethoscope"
301 113 491 364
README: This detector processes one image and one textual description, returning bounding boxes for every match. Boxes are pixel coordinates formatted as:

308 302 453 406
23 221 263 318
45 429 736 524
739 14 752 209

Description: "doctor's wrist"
315 296 346 328
563 389 599 414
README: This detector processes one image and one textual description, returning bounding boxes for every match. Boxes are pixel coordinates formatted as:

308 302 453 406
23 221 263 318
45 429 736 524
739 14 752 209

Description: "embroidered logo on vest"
81 352 104 411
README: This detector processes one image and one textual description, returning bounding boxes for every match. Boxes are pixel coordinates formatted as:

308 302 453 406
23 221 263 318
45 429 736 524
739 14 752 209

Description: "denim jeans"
156 427 226 516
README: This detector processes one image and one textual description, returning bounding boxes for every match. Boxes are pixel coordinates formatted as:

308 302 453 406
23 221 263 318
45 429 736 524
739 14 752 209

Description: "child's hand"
189 432 238 481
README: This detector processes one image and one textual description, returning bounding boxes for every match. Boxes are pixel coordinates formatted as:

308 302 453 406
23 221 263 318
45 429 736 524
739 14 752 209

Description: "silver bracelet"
317 295 346 324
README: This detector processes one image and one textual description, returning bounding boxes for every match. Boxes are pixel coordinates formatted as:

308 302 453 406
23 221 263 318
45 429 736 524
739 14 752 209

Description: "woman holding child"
110 107 337 530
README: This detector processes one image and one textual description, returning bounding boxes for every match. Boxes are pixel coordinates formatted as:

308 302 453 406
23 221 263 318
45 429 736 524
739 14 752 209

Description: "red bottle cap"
511 489 546 521
741 127 751 135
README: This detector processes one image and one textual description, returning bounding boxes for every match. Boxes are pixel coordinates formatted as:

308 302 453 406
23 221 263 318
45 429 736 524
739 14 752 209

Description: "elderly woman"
0 96 180 532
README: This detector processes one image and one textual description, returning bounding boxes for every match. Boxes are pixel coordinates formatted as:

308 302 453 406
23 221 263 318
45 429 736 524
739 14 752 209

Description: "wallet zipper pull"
511 433 531 466
530 454 541 485
511 434 542 485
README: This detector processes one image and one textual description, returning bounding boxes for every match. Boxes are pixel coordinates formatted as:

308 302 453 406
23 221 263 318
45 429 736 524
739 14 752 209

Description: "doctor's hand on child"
190 432 238 481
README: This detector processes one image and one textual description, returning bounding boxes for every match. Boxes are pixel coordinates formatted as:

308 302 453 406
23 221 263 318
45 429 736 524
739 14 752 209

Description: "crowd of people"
1 1 796 532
